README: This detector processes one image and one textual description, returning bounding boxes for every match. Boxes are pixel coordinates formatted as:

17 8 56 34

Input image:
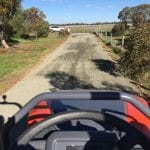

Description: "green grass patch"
0 33 67 94
0 54 29 77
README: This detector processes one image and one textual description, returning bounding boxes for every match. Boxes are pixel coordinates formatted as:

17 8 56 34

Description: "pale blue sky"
22 0 150 24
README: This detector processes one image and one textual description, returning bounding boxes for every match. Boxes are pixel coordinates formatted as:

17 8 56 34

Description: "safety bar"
14 91 150 123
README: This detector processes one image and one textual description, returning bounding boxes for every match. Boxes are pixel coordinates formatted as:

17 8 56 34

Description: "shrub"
119 22 150 81
112 22 128 36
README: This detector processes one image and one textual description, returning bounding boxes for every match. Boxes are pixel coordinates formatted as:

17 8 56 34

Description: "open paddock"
70 24 115 33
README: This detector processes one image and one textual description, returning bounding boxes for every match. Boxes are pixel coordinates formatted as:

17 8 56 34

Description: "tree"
36 19 49 37
0 0 21 49
118 4 150 26
112 22 128 36
118 7 131 23
119 22 150 81
130 4 150 26
10 8 26 37
24 7 49 39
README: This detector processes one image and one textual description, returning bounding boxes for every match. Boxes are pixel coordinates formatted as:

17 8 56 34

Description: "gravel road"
0 33 139 119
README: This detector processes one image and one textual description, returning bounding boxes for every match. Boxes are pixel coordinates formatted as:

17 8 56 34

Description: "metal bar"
14 91 150 123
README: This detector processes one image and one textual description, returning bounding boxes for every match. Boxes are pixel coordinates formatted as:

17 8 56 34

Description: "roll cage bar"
14 91 150 123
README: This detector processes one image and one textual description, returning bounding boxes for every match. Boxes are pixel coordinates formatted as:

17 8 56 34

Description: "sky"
22 0 150 24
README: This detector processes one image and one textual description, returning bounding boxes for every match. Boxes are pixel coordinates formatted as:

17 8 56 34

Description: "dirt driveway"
0 33 139 119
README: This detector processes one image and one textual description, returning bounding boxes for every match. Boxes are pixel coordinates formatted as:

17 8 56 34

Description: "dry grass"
71 24 114 33
100 40 120 61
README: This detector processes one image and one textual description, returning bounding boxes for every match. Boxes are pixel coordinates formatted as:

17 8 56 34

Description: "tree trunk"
0 30 9 49
1 39 9 49
35 32 38 40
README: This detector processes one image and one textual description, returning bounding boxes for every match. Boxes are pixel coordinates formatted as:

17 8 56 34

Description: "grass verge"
0 33 67 94
100 36 122 61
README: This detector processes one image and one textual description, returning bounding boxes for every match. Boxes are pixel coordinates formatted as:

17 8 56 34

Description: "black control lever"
0 95 22 109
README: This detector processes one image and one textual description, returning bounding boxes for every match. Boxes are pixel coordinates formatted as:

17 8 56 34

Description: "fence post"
105 32 107 40
122 35 125 46
111 33 113 45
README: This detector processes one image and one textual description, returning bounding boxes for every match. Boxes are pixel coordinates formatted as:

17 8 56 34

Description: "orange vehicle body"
126 96 150 139
28 101 53 126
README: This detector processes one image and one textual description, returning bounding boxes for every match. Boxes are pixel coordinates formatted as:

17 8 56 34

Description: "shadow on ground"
45 71 137 95
45 72 97 90
8 39 20 46
92 59 121 77
68 41 97 51
102 81 138 95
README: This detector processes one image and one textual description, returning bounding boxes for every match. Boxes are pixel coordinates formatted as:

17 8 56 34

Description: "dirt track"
0 33 139 119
